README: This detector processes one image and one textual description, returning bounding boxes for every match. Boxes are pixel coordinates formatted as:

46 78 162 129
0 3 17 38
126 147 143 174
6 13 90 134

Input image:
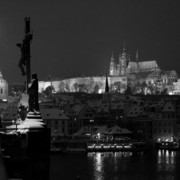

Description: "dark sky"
0 0 180 83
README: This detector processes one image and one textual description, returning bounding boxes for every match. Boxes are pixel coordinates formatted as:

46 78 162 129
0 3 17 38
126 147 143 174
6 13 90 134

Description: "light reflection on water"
157 150 176 180
50 150 180 180
157 150 176 167
86 150 178 180
88 152 132 180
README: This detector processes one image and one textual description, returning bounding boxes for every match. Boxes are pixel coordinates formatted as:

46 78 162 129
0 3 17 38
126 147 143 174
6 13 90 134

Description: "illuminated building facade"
0 71 8 99
109 45 178 93
39 76 127 93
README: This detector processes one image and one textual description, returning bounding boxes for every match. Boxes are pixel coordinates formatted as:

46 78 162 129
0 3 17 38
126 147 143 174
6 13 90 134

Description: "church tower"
109 52 116 76
119 41 129 75
136 50 140 72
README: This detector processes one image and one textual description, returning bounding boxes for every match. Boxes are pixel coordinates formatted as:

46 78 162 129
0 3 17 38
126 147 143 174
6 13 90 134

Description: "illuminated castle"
109 43 159 76
109 44 178 89
38 44 179 94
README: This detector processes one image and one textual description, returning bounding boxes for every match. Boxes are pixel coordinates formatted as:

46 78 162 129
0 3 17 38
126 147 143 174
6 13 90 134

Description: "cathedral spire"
111 51 114 61
123 41 126 52
136 50 139 62
109 51 115 76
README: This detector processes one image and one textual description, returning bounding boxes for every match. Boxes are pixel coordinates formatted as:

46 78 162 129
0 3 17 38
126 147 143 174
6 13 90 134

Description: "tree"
65 82 70 92
124 85 132 95
78 84 88 93
87 77 95 93
94 84 100 93
161 88 168 95
72 82 79 92
43 86 54 97
59 81 66 92
18 105 28 120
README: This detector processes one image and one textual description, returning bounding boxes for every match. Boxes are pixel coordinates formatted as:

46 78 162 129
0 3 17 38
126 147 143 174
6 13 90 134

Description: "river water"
50 150 180 180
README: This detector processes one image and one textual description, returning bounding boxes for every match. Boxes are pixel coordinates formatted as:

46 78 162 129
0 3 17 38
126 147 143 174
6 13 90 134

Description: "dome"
0 71 8 99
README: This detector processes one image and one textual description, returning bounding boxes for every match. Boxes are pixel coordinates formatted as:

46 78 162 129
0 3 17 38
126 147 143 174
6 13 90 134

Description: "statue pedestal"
1 111 51 180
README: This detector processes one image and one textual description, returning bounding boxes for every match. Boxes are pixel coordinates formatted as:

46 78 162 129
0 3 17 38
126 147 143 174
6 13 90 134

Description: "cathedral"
109 46 159 76
109 44 178 91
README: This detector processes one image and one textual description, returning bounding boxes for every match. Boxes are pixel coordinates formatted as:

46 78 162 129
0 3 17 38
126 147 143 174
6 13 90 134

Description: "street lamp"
12 119 18 131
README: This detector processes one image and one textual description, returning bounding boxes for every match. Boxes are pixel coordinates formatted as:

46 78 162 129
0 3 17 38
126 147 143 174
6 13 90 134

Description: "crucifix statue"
17 17 33 92
17 18 39 113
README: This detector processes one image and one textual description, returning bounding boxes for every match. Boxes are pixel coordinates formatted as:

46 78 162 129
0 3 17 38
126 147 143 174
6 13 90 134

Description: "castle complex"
109 45 159 76
38 44 179 94
109 44 178 93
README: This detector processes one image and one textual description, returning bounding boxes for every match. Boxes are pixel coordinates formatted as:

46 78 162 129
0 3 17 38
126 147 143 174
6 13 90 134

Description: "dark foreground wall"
1 127 51 180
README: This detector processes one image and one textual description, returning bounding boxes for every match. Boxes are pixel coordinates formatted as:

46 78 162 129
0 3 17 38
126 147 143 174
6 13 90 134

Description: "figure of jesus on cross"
17 17 33 92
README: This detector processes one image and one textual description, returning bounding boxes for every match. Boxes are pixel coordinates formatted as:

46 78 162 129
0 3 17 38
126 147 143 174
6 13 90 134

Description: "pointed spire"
105 74 109 93
111 51 114 61
119 51 121 58
123 41 126 52
136 50 139 62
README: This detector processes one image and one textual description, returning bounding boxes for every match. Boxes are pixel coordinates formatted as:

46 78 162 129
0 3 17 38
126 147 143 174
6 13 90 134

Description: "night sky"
0 0 180 83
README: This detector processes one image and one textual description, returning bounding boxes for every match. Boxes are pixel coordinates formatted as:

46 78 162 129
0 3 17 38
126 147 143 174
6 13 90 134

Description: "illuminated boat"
86 142 150 152
156 141 179 150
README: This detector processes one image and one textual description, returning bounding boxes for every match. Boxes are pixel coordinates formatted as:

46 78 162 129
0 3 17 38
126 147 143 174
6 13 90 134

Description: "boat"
156 141 179 150
87 141 152 152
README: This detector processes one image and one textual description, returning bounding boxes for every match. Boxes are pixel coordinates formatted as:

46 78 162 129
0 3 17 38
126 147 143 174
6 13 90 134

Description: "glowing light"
85 133 91 136
165 150 169 158
95 145 102 149
98 89 103 94
97 133 101 139
87 144 95 149
103 145 110 149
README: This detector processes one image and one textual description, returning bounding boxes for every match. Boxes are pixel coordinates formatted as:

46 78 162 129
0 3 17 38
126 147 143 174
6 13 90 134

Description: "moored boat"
87 141 152 152
156 141 179 150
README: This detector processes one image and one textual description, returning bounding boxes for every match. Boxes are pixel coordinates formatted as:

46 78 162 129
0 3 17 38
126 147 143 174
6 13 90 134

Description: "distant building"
41 108 70 137
8 83 24 95
152 102 178 141
109 45 178 92
0 71 8 99
172 79 180 95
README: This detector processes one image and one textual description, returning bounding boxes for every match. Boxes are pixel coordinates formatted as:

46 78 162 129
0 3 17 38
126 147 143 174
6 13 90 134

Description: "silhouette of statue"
28 73 39 112
17 33 32 76
17 41 26 76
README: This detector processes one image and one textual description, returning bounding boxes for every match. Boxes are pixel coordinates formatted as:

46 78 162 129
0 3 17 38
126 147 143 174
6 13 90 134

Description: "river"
50 150 180 180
